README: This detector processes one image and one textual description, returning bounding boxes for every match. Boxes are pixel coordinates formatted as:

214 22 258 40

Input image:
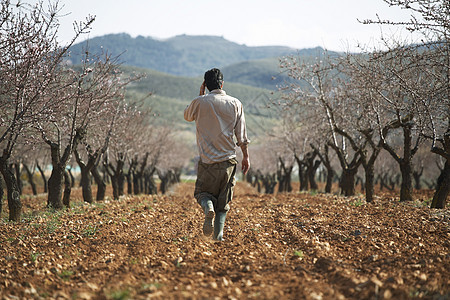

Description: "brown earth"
0 182 449 299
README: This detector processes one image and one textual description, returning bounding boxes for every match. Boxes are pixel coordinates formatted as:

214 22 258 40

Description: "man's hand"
241 156 250 175
199 81 206 96
240 144 250 175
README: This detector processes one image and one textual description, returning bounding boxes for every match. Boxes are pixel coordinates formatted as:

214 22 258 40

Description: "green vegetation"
30 252 41 262
349 199 365 207
58 269 74 281
222 49 332 89
45 210 63 234
82 224 99 237
109 288 131 300
294 250 304 258
120 65 281 137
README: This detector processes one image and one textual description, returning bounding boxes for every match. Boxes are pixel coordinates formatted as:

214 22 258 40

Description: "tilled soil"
0 182 449 299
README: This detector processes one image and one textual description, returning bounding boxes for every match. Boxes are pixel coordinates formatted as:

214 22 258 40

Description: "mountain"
68 34 341 90
68 33 296 77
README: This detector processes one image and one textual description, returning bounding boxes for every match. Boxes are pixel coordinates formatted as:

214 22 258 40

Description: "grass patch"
58 269 74 281
82 224 99 237
30 252 41 262
294 250 304 258
109 288 131 300
349 199 365 207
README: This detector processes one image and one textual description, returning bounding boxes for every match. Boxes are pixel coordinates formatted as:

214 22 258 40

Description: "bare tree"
248 141 279 194
73 61 134 203
280 54 365 197
363 0 449 207
0 0 94 220
39 48 135 209
104 105 165 198
280 109 314 192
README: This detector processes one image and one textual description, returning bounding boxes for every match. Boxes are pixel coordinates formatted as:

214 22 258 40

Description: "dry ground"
0 182 449 299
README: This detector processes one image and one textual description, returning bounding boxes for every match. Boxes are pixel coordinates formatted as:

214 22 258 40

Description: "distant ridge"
68 33 341 90
68 33 297 76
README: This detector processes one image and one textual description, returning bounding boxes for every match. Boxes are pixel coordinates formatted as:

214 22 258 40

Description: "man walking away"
184 68 250 241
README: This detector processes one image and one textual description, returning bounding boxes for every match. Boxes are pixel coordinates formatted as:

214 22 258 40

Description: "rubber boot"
213 211 227 241
201 198 214 236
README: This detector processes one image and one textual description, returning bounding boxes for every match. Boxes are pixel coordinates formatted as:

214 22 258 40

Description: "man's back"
184 89 248 164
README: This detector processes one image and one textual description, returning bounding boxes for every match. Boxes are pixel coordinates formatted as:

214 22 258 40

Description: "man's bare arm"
240 144 250 175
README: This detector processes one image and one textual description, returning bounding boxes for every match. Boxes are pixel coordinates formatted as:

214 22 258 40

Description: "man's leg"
195 161 221 237
213 211 227 241
214 160 237 241
200 197 215 236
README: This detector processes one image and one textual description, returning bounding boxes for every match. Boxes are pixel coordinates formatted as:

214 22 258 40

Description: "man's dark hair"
204 68 223 91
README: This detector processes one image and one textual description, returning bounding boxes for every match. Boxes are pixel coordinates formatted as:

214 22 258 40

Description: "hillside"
122 66 280 137
222 47 342 89
68 33 296 77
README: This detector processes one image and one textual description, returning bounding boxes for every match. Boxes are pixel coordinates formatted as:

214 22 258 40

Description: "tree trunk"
79 167 93 204
118 173 125 196
364 164 375 203
286 168 293 192
381 124 415 201
0 157 22 221
47 144 66 210
299 166 308 191
23 164 37 195
431 161 449 209
254 173 261 193
110 174 119 200
46 128 84 210
48 166 65 209
125 173 132 194
158 169 174 194
399 161 413 202
325 169 334 193
68 168 75 188
294 155 308 191
313 145 335 194
307 160 320 190
91 166 106 201
277 158 293 193
63 170 72 208
105 157 125 200
339 168 358 196
75 150 102 204
144 168 157 195
36 162 48 193
261 173 276 194
14 163 23 196
159 172 167 194
413 169 423 190
102 167 110 184
133 170 140 195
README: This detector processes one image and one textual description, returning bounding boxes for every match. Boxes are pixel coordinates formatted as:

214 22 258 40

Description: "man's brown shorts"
194 158 237 212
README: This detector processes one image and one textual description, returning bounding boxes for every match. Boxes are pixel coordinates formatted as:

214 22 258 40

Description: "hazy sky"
51 0 416 52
